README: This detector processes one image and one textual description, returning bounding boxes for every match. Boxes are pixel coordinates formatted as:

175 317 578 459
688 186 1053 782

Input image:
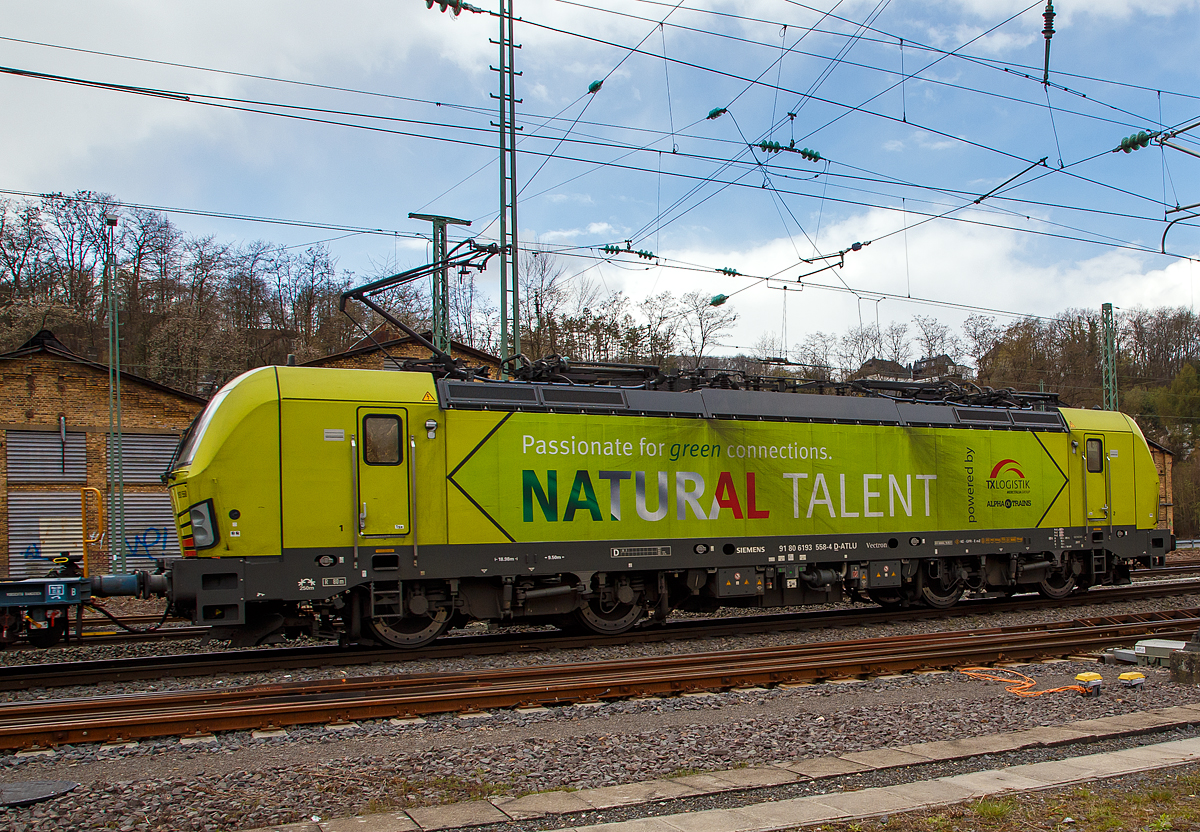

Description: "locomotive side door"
1083 434 1110 524
355 407 410 537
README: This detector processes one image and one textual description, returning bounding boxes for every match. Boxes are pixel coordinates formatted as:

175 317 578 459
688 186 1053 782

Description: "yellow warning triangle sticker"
422 392 435 402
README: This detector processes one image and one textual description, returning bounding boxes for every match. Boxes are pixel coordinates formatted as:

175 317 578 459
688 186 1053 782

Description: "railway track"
4 578 1200 690
2 607 1196 751
5 567 1191 653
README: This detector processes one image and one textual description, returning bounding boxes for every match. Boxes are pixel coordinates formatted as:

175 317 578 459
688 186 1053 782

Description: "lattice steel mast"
1101 302 1118 411
493 0 521 378
104 213 127 572
409 213 471 354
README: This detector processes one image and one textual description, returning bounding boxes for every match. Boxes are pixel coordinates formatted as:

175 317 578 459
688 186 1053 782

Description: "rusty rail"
4 578 1200 689
2 608 1196 751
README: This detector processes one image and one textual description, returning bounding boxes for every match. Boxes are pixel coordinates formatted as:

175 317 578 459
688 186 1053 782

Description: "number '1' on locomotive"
161 366 1169 647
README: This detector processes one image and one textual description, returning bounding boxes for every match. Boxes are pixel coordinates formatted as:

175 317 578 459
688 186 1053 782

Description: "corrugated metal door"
108 493 181 570
6 431 87 482
121 434 181 484
6 492 83 579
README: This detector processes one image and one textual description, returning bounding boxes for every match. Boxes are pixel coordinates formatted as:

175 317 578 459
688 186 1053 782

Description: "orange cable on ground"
958 666 1086 697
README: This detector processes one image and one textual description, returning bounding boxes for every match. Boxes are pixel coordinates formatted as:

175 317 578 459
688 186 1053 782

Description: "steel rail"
1139 565 1200 577
3 579 1200 689
1 608 1196 750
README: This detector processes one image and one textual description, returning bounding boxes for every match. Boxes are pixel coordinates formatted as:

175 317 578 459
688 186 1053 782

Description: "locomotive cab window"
1086 438 1104 473
363 415 402 465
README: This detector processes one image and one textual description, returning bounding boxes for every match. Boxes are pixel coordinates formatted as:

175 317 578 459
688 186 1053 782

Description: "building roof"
0 329 208 404
305 325 500 367
852 358 911 380
1146 436 1175 456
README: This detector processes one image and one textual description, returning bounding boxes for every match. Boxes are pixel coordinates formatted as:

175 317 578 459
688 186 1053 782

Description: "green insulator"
710 293 729 307
707 107 727 120
588 79 603 94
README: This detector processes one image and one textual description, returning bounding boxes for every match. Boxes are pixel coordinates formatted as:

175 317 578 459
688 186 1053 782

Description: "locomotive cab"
165 366 443 645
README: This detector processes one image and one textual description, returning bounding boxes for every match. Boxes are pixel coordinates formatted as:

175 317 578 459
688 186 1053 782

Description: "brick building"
0 330 205 578
1147 438 1175 535
304 325 501 376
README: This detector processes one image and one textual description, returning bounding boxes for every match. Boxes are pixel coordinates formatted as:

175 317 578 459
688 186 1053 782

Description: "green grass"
972 797 1015 820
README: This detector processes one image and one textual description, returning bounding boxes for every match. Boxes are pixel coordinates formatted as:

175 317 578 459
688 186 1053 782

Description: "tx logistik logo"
986 458 1032 509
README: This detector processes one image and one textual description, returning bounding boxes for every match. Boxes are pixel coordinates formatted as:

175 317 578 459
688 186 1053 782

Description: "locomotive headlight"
189 500 219 549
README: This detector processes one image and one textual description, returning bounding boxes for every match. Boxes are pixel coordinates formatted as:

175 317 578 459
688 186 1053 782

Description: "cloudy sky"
3 0 1199 358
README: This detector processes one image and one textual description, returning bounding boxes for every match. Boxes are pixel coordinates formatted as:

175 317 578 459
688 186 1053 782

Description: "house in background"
1146 438 1174 536
912 354 969 382
0 330 205 579
851 358 912 382
303 324 501 377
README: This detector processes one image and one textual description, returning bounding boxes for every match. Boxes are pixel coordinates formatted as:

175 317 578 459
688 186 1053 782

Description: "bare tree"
449 269 497 352
680 291 738 369
837 324 882 374
794 331 836 381
961 313 1000 370
881 321 911 365
519 246 569 358
912 314 964 361
0 199 47 301
638 291 681 367
41 191 115 319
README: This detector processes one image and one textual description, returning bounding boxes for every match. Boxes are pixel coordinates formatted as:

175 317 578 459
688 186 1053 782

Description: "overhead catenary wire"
572 0 1166 133
10 26 1194 155
0 187 425 239
0 29 1191 381
0 57 1184 250
518 0 687 198
513 6 1181 250
626 0 1200 119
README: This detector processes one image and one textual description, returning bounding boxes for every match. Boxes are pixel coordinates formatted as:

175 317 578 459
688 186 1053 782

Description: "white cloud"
948 0 1200 23
546 193 596 205
915 133 957 151
597 206 1200 357
539 221 618 243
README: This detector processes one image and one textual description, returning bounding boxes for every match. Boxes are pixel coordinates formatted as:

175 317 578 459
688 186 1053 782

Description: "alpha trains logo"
987 458 1032 509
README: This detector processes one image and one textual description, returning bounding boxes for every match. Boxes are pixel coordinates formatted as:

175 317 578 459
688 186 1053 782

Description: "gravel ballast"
2 589 1200 831
3 588 1198 698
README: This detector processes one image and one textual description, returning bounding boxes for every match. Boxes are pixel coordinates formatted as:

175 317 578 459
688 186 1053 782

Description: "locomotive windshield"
175 384 233 468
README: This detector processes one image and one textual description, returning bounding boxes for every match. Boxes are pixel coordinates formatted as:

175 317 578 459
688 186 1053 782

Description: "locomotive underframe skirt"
170 524 1165 625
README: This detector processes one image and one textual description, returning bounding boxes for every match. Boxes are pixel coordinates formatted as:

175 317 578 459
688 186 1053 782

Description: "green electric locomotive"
158 365 1169 647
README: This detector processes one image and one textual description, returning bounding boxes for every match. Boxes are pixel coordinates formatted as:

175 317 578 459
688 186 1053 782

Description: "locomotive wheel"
572 598 645 635
366 608 452 648
1037 571 1077 600
919 580 964 609
866 589 915 610
26 612 67 649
